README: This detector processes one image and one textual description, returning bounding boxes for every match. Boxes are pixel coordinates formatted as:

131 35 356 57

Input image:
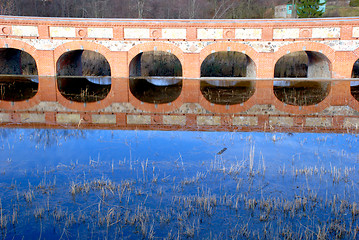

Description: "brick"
269 116 293 127
197 116 221 126
56 114 81 124
233 116 258 126
162 29 186 39
124 28 149 38
50 27 76 38
343 118 359 128
0 113 10 123
163 115 186 125
92 114 116 124
127 115 151 125
12 25 39 37
197 29 223 39
21 113 45 123
88 28 113 38
235 28 262 39
305 117 332 127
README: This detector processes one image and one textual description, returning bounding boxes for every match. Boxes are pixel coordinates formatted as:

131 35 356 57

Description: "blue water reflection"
0 128 358 239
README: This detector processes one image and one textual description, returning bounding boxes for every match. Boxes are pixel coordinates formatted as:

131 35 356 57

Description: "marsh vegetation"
0 128 358 239
274 81 331 106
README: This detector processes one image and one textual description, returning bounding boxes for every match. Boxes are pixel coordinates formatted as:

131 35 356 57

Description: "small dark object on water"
217 147 227 155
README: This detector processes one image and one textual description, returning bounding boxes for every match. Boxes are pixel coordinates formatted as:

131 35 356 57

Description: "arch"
129 51 182 77
0 39 39 73
127 42 185 69
0 42 39 103
0 40 41 109
127 43 184 109
199 42 259 78
200 51 256 78
56 50 111 77
273 42 335 78
349 48 359 78
54 41 114 108
54 41 114 75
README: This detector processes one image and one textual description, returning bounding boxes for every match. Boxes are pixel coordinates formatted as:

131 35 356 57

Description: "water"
0 128 358 239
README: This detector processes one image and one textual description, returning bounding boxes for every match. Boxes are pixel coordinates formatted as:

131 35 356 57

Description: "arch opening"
129 51 182 104
274 51 331 106
201 51 256 78
56 50 111 103
0 48 38 101
273 81 330 106
200 51 256 105
274 51 331 78
351 60 359 101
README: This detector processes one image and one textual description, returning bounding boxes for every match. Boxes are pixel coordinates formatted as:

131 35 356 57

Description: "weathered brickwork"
20 113 46 123
163 115 186 125
269 116 294 127
12 26 39 37
92 114 116 124
127 115 151 125
233 116 258 126
0 113 10 123
56 113 81 124
0 16 358 79
197 116 221 126
1 17 359 132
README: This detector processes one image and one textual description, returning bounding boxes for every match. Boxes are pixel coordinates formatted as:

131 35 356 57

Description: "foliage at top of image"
297 0 327 18
350 0 359 7
0 0 280 19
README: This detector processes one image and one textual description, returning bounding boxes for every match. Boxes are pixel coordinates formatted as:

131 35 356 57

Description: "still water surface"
0 128 358 239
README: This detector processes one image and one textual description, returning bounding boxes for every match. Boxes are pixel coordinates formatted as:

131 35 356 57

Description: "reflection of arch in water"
273 80 330 106
129 50 183 104
0 48 38 101
200 80 255 105
56 50 111 103
350 81 359 102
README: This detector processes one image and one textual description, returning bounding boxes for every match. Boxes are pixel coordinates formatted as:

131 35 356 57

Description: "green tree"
350 0 359 7
296 0 326 18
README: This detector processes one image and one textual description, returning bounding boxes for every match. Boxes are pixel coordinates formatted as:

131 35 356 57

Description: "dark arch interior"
200 80 255 105
56 50 111 103
351 81 359 101
274 51 331 78
200 51 256 78
129 51 182 104
200 51 256 105
351 60 359 102
0 48 38 101
274 51 331 106
273 81 330 106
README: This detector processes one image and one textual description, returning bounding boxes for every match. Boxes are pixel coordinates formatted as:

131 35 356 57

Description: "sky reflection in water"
0 128 358 239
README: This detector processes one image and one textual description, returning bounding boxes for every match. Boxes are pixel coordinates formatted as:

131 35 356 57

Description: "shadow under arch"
127 42 185 112
54 41 114 111
127 42 185 68
273 42 335 78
